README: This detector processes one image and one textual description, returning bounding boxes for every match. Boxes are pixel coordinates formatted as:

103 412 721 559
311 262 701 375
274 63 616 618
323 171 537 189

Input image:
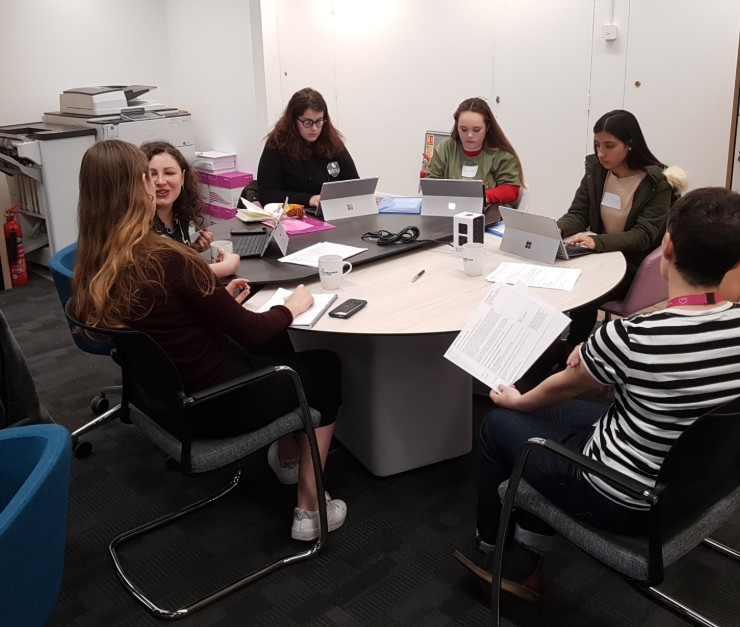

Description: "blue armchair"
0 424 71 626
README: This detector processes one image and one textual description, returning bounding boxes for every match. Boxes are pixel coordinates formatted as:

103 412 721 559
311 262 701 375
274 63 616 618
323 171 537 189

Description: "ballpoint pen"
411 269 425 282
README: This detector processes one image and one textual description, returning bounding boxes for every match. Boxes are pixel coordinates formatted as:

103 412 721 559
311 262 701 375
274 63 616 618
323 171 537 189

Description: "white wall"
0 0 175 209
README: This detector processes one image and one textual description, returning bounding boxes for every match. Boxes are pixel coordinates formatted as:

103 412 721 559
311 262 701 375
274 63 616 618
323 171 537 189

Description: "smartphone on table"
328 299 367 319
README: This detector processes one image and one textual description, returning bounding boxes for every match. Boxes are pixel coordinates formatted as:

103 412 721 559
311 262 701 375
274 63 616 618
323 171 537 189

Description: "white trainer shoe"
291 492 348 541
267 441 299 485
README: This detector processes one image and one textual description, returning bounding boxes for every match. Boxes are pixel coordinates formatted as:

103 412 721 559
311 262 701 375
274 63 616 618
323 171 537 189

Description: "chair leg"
70 403 123 457
703 537 740 561
109 463 323 620
636 585 720 627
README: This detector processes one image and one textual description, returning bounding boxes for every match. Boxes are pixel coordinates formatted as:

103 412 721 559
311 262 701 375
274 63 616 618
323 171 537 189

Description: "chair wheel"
73 440 93 458
91 395 110 414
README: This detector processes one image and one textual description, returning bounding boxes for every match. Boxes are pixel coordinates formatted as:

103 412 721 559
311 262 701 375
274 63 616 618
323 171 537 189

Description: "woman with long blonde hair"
73 139 348 541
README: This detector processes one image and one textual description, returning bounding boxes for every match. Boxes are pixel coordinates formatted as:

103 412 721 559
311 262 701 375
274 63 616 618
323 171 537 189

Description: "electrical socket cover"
601 25 618 41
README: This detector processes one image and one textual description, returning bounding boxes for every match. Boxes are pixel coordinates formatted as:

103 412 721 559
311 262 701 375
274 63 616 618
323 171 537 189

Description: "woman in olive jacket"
557 110 687 346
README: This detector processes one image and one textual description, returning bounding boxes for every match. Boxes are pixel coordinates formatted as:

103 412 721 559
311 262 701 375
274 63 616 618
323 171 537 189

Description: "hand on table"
226 278 251 304
283 284 314 318
309 194 320 208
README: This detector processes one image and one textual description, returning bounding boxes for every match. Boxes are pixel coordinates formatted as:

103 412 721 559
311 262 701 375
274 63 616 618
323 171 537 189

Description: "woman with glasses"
425 97 523 206
257 87 359 209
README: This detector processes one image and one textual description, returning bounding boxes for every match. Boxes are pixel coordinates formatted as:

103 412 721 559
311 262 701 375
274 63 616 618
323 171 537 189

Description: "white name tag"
461 164 478 179
601 192 621 210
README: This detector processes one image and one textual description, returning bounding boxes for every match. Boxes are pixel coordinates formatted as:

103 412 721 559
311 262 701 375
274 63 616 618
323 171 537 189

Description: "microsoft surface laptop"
318 177 379 221
230 212 289 258
499 206 593 264
420 178 485 217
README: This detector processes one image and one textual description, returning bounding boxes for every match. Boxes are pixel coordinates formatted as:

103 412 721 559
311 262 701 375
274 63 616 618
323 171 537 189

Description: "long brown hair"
265 87 346 162
451 97 524 183
72 140 214 330
140 140 205 228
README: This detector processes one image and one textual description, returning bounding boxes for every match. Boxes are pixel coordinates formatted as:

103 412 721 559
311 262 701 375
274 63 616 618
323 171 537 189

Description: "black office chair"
50 243 124 457
491 397 740 627
64 301 328 620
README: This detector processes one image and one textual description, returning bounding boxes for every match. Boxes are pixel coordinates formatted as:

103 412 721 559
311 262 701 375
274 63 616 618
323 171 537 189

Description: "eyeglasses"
297 118 326 128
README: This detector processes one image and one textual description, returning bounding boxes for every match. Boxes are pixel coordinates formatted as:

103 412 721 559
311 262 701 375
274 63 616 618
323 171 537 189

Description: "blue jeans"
476 400 649 545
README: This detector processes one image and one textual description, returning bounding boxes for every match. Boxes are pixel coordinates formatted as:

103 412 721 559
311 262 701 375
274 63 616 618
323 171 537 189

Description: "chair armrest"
529 438 656 504
185 366 287 405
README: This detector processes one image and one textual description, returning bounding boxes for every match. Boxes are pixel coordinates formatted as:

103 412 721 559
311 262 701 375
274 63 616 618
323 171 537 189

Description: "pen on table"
411 269 425 282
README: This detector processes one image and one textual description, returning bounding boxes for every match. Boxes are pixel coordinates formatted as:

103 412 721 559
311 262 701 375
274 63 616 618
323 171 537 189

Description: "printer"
42 85 195 161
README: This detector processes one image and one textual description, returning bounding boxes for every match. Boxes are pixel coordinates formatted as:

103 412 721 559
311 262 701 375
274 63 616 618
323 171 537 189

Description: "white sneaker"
291 492 347 541
267 441 299 485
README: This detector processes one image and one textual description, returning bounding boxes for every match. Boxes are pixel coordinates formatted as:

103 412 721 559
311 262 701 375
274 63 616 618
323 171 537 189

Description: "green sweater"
557 154 672 275
425 139 521 191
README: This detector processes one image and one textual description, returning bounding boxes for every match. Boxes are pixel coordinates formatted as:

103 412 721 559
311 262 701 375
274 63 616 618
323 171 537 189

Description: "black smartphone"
328 298 367 319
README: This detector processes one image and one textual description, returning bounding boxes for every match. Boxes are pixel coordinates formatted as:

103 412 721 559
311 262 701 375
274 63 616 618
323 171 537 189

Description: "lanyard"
666 292 724 308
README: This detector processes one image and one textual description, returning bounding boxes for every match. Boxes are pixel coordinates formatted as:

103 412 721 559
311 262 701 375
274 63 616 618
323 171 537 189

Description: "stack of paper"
257 288 338 328
278 242 367 268
194 150 237 173
486 262 581 291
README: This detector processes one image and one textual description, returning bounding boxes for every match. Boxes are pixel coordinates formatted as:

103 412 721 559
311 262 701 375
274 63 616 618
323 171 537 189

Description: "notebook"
256 288 338 328
317 177 379 221
419 178 485 217
230 212 289 258
499 207 594 264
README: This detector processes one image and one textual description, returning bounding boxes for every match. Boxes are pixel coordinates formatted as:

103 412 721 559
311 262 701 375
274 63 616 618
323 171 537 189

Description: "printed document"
278 242 367 267
486 262 581 291
444 283 570 389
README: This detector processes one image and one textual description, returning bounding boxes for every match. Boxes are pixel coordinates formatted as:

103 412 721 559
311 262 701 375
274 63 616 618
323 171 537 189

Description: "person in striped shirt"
455 186 740 602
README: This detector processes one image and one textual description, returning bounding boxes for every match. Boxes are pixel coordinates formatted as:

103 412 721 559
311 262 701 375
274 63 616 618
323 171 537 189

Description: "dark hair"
667 187 740 286
593 110 665 170
450 97 524 183
140 140 205 228
265 87 346 162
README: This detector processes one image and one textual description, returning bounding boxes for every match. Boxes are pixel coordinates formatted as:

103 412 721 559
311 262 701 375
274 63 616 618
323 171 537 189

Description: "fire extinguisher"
4 204 29 286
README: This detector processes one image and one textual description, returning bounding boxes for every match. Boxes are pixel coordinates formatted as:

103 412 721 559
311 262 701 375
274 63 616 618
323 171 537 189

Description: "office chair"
512 183 530 212
64 301 328 620
600 247 667 322
0 424 72 626
49 243 124 457
490 396 740 627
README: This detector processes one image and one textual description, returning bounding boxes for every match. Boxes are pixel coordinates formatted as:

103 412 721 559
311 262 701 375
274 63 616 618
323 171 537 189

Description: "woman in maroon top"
72 140 347 541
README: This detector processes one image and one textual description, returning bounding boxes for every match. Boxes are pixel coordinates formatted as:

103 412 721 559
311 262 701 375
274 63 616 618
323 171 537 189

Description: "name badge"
601 192 621 210
461 164 478 179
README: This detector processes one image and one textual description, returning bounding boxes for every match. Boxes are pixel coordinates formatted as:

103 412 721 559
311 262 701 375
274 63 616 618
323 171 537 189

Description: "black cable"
360 226 422 246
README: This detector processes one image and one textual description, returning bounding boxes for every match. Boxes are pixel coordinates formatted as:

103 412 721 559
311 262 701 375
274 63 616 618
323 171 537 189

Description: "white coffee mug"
461 242 485 277
318 254 352 290
210 240 233 261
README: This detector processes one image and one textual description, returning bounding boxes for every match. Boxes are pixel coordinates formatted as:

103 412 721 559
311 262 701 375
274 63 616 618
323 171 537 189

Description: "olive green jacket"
557 154 673 275
425 139 521 191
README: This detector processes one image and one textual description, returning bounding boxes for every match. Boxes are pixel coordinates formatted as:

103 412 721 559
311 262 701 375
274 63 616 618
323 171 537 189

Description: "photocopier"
0 86 194 264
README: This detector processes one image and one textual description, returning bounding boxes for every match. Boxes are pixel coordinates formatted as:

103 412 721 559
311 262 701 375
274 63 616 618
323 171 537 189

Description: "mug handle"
342 261 353 275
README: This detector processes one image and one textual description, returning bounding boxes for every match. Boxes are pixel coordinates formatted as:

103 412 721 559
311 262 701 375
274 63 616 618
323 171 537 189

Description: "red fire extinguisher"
4 204 29 286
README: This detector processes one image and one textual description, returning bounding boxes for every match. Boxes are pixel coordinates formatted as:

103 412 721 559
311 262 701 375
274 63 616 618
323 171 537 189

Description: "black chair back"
653 395 740 539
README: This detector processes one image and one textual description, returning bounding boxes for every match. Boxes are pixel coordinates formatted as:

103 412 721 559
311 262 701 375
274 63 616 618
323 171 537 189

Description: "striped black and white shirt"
581 302 740 509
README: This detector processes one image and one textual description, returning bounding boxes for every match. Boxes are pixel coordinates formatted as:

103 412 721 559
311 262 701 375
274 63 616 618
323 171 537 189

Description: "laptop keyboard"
232 232 269 257
564 244 595 258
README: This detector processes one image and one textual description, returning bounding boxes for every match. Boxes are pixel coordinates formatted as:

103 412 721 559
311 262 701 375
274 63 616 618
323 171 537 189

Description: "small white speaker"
453 212 485 253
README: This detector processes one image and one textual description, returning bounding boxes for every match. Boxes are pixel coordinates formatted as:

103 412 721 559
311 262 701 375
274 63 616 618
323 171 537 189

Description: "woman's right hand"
309 194 321 208
214 250 241 275
283 284 314 318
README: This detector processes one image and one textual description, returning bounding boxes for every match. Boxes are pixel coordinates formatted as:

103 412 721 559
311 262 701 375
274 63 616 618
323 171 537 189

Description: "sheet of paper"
278 242 367 268
444 283 571 389
486 262 581 291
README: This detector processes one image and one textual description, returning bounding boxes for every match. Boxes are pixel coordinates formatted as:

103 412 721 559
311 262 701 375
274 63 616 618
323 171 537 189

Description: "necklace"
666 292 724 308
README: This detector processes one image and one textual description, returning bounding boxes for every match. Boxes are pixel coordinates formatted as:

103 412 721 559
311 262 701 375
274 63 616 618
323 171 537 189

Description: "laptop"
420 178 485 217
229 212 289 258
317 177 379 221
499 206 594 264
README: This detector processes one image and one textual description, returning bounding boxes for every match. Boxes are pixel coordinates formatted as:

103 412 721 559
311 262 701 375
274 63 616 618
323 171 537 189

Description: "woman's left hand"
489 384 521 408
226 278 251 303
564 233 596 250
191 228 214 253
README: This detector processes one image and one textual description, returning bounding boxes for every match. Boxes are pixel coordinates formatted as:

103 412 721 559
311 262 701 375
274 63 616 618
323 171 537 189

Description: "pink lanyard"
666 292 724 308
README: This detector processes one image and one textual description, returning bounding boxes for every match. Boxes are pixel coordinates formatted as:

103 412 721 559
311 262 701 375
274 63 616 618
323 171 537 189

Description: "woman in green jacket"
425 97 523 206
558 109 687 346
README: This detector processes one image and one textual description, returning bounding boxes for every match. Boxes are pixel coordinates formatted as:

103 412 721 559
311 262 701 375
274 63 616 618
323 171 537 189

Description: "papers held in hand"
257 288 338 328
444 283 570 390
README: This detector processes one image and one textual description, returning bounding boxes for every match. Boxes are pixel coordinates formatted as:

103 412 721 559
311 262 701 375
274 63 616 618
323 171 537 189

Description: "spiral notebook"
256 288 338 328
